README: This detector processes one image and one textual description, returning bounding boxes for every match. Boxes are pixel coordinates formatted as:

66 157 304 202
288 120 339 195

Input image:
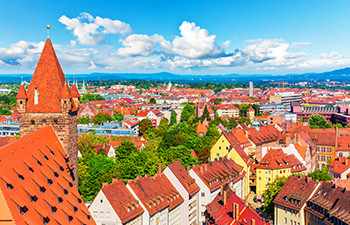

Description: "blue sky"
0 0 350 75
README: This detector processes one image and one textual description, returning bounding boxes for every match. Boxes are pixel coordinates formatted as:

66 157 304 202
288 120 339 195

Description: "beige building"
273 176 319 225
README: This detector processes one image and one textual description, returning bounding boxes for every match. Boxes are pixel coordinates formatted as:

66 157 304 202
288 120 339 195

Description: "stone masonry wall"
19 112 78 186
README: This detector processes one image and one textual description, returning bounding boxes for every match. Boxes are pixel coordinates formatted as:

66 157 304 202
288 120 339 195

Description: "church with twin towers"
16 37 80 186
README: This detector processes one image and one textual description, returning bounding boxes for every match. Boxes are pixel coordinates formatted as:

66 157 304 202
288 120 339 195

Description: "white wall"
89 190 122 225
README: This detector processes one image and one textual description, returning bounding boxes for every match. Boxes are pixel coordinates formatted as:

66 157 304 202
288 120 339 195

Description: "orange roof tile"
26 38 67 113
0 126 95 224
61 83 72 99
16 84 28 99
101 179 144 223
70 84 80 98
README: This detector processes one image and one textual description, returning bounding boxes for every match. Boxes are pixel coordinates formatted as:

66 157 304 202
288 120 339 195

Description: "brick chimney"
220 185 224 196
235 203 239 220
223 190 227 205
112 178 118 183
187 166 191 172
102 182 108 188
158 163 162 174
232 203 237 221
251 219 256 225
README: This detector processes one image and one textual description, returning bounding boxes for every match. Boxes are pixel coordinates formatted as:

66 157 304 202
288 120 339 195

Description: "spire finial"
46 25 50 38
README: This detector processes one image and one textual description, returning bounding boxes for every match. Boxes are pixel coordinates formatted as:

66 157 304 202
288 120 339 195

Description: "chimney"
158 163 162 174
251 219 256 225
223 190 227 206
232 203 237 221
102 182 108 188
112 178 118 183
235 203 239 220
307 177 313 183
220 185 224 196
187 166 191 172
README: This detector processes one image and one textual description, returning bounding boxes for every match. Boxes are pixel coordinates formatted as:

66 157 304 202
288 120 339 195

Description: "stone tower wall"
19 111 78 186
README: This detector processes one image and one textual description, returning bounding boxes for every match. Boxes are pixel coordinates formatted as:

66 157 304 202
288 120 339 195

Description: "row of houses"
89 158 253 225
274 175 350 225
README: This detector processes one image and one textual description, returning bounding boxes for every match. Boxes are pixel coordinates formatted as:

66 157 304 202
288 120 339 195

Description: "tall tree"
309 114 331 129
262 175 288 216
139 119 153 136
78 115 90 124
181 104 195 122
307 166 333 181
202 105 211 121
170 110 178 125
112 112 124 122
149 97 156 104
92 113 112 125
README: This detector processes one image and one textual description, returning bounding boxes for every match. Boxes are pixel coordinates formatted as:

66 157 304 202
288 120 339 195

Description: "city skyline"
0 0 350 75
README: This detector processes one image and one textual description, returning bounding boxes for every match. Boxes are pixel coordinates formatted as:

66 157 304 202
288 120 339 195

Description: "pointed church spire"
26 38 68 113
16 85 28 99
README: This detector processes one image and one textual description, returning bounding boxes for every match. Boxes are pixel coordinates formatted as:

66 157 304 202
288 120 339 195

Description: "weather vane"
46 25 50 38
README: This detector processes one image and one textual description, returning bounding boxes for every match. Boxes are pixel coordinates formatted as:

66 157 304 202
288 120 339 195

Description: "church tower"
16 38 80 186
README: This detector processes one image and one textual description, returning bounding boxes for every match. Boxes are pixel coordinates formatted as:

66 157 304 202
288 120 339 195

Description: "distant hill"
1 67 350 83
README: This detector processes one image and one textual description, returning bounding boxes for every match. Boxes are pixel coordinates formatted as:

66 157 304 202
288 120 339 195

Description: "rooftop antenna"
46 25 50 38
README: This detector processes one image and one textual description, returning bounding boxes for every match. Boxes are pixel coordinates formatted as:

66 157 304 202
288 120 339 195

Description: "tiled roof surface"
294 143 307 160
167 161 200 197
308 129 336 146
245 126 281 145
256 148 306 172
196 120 207 134
70 84 80 98
25 38 77 113
192 159 245 192
273 176 318 211
307 181 350 223
206 185 268 225
16 84 28 99
328 157 350 175
128 174 183 216
102 179 144 223
0 126 95 224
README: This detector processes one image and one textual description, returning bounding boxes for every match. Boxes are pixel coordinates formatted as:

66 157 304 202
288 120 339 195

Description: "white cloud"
171 21 225 59
59 12 131 46
88 61 97 69
117 34 170 57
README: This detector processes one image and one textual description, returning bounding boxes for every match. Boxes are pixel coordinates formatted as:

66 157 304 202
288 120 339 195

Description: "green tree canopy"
0 105 11 115
201 105 211 121
308 114 331 129
181 104 195 122
262 175 288 216
307 166 333 181
139 119 153 136
78 115 90 124
149 97 156 104
80 93 105 103
93 113 112 125
170 110 177 125
112 112 124 122
213 98 222 105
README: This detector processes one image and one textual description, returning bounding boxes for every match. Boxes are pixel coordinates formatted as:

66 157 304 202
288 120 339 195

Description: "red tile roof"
16 84 28 99
328 157 350 175
247 106 255 112
167 161 200 197
206 185 269 225
196 120 207 135
101 179 144 224
307 181 350 223
273 176 318 211
127 174 183 216
0 126 95 224
256 148 306 172
192 159 245 192
244 125 281 145
24 38 78 113
70 84 80 98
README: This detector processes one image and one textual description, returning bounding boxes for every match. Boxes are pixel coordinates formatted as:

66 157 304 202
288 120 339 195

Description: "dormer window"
34 88 39 105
